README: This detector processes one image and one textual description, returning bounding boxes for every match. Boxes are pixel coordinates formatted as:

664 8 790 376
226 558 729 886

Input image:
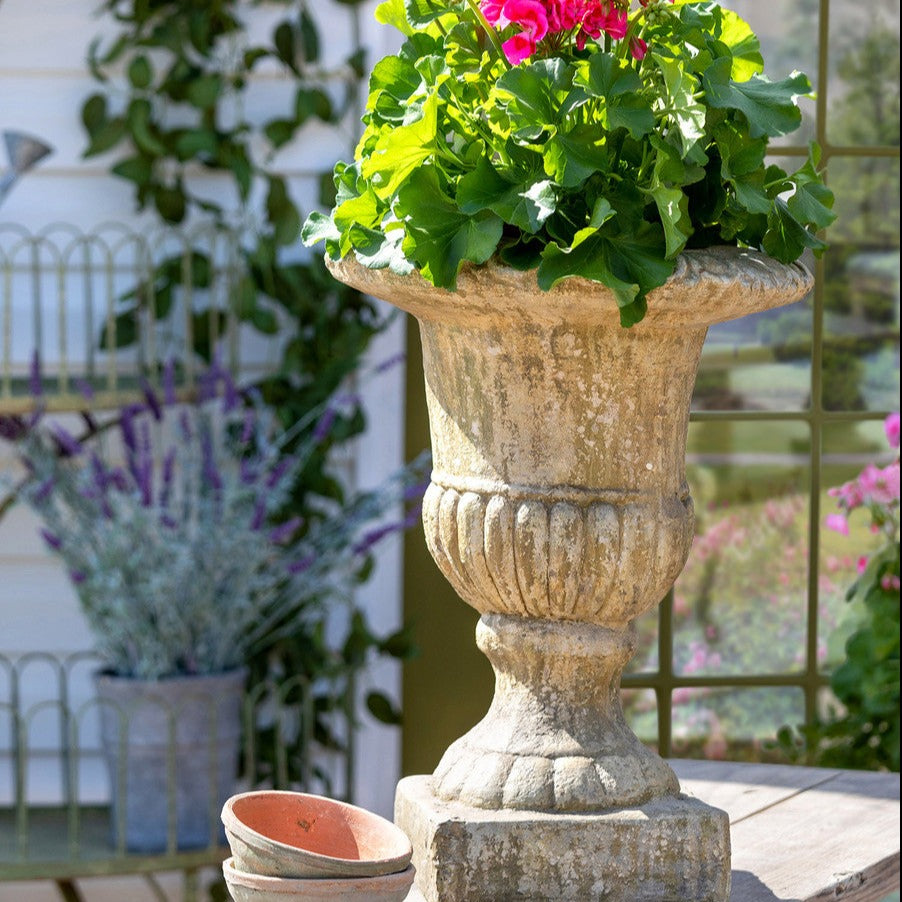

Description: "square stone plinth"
395 775 730 902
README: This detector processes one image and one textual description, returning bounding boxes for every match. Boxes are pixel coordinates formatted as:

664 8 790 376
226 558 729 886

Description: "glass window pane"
671 687 805 762
674 422 811 676
622 688 658 750
822 157 900 412
819 420 894 673
693 284 814 413
828 0 900 147
627 608 659 675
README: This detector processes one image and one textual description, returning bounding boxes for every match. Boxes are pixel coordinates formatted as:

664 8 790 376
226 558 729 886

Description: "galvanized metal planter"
94 668 247 853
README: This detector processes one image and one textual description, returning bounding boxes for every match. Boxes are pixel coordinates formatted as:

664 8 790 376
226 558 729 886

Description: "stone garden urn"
328 248 812 902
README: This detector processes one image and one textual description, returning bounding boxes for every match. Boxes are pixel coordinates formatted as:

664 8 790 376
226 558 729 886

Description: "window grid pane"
622 0 900 760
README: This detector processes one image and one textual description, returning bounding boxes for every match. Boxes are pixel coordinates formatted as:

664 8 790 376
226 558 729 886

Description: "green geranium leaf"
396 168 502 289
301 210 340 246
537 222 672 325
719 8 764 82
703 59 810 138
785 144 837 231
649 183 692 258
334 186 386 234
457 157 556 233
493 58 576 130
544 125 610 188
606 95 657 140
349 224 414 274
762 198 828 262
367 55 423 123
653 54 706 158
576 52 641 98
650 135 706 187
375 0 415 35
362 93 438 197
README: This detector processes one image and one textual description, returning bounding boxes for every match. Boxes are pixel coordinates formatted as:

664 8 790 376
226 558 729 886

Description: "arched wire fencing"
0 651 355 887
0 222 284 414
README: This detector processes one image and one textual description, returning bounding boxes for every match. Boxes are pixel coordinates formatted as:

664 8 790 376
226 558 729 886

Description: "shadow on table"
731 870 797 902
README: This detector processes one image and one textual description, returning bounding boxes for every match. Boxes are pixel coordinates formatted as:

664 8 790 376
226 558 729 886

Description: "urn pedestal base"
395 775 730 902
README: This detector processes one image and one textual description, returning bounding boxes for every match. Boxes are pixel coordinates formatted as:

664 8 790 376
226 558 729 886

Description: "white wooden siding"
0 0 407 836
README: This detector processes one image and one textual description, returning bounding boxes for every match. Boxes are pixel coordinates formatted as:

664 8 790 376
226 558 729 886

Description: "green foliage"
79 0 415 784
776 423 900 772
305 0 834 327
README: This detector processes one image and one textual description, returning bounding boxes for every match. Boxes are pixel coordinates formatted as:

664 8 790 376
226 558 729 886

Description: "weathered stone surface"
431 614 679 811
396 776 731 902
328 250 810 893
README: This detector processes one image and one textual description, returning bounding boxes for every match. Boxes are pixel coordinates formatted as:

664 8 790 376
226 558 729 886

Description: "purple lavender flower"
141 379 164 422
313 405 338 443
179 407 194 442
75 378 95 402
163 358 177 406
250 498 267 531
119 404 141 456
240 457 258 486
221 368 240 413
160 447 176 509
52 426 83 457
0 414 28 441
32 476 55 504
90 453 109 490
241 409 256 445
69 570 86 585
266 457 293 490
40 529 62 551
109 468 130 492
269 516 303 545
352 505 422 556
287 554 315 575
374 351 407 374
200 424 222 492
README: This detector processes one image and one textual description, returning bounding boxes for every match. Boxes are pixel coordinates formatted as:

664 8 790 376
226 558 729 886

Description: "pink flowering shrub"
775 413 900 770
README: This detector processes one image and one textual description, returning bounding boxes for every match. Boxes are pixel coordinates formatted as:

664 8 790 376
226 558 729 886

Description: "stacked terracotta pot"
221 791 415 901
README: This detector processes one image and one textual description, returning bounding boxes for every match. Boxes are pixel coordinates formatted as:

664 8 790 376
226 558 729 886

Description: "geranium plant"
303 0 835 326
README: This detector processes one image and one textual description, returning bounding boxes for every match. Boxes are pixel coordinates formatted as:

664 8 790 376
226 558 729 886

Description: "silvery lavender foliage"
4 362 429 680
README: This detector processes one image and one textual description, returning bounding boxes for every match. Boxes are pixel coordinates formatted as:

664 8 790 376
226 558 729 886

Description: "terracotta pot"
95 667 246 852
221 791 413 879
222 858 415 902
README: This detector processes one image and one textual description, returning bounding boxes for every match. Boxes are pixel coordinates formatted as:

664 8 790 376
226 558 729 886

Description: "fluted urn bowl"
328 248 811 814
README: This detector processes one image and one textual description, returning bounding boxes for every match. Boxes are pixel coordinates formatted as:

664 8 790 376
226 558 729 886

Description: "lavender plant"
1 361 429 682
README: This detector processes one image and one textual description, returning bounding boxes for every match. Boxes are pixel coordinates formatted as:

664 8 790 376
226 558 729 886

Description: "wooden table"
404 761 900 901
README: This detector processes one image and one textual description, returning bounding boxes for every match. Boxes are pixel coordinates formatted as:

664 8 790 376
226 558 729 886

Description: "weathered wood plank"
804 852 900 902
729 769 899 902
671 759 843 825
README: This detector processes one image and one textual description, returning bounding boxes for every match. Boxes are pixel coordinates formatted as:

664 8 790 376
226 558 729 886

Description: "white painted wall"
0 4 408 879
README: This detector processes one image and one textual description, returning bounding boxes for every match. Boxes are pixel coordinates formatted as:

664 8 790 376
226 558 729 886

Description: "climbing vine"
79 0 418 785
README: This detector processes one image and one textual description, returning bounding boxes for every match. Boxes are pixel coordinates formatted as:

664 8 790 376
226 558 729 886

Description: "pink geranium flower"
885 412 900 450
629 35 648 59
494 0 549 64
825 513 849 536
858 462 901 506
